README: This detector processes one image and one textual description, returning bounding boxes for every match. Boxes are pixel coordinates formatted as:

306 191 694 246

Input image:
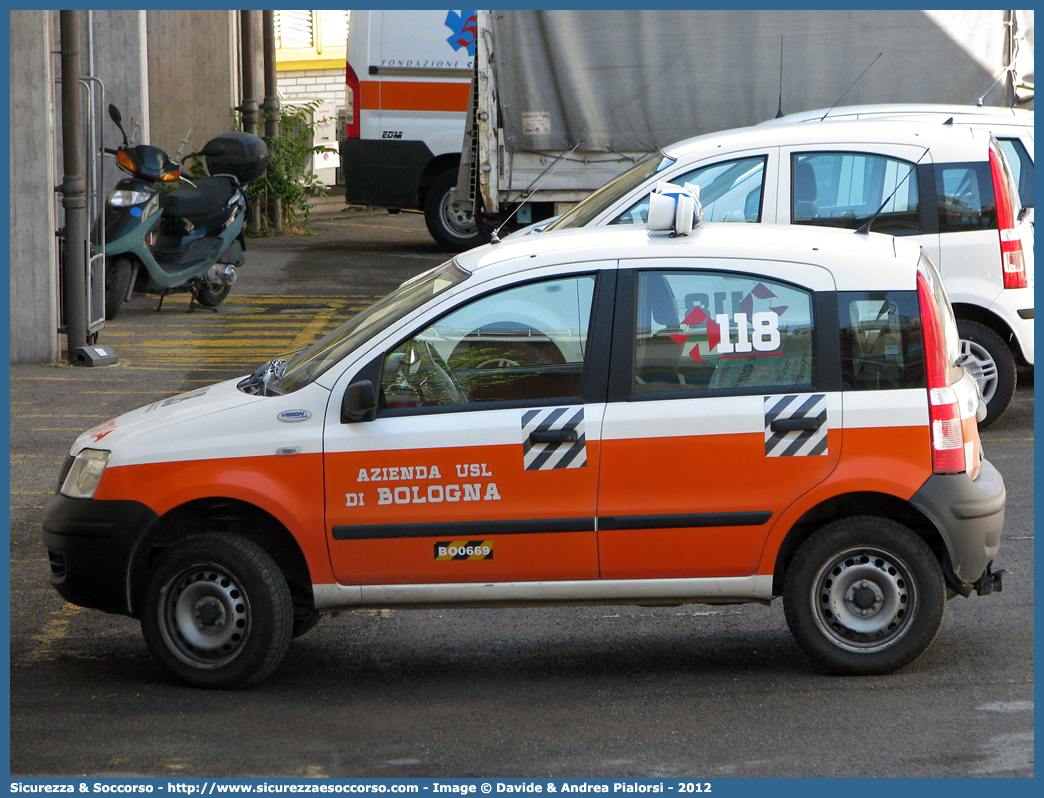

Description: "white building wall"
278 68 346 185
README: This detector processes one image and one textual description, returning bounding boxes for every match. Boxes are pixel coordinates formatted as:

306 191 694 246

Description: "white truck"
457 9 1033 235
340 9 484 250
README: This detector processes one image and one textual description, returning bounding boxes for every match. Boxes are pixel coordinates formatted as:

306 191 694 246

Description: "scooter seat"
162 176 239 219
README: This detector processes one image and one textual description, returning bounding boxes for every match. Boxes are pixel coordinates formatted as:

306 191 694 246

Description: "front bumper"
910 459 1005 594
41 493 158 616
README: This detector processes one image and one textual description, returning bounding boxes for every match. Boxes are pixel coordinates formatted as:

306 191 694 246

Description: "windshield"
272 260 470 393
543 154 674 231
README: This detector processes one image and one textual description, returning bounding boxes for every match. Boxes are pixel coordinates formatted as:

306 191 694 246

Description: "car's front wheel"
141 533 292 689
783 516 945 675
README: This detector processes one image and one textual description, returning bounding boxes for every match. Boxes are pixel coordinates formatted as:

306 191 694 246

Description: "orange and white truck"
340 9 482 251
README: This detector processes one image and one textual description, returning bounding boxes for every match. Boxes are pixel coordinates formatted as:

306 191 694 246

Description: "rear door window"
791 152 920 235
632 270 815 395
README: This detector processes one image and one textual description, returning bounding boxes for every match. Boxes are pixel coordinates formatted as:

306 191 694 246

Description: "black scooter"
100 104 268 319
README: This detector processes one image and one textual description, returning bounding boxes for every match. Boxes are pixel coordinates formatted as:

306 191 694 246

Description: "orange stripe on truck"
359 80 471 113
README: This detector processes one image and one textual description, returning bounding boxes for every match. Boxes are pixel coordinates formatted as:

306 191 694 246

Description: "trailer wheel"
956 320 1016 428
783 516 945 675
424 170 485 252
104 257 133 320
141 533 292 689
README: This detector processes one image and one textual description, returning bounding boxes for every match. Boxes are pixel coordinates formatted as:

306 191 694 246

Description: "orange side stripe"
359 80 471 113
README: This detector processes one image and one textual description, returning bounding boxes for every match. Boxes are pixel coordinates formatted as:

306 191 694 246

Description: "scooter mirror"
108 104 129 146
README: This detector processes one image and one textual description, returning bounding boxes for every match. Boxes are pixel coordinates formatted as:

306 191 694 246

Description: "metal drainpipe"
239 11 259 135
240 10 262 232
262 10 282 231
59 10 88 362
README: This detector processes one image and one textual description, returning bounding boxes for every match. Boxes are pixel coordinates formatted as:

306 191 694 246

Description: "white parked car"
525 119 1033 426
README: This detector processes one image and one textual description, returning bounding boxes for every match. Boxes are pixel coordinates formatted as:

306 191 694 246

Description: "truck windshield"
543 154 674 231
273 261 470 393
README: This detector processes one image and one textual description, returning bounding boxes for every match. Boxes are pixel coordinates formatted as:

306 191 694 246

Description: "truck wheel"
957 320 1016 428
141 533 292 689
195 282 232 308
104 257 132 320
424 170 485 252
783 517 945 675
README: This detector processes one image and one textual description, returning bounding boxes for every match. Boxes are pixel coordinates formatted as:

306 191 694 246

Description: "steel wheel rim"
960 338 998 404
439 188 478 239
158 562 251 669
810 546 917 653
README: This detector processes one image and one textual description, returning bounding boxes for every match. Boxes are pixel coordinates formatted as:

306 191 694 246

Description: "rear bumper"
41 493 158 616
910 459 1005 592
339 138 435 209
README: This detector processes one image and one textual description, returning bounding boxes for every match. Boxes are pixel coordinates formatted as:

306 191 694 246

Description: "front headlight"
61 449 111 499
109 189 152 207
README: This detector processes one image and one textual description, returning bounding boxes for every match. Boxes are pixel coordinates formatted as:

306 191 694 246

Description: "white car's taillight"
989 142 1027 289
918 265 966 474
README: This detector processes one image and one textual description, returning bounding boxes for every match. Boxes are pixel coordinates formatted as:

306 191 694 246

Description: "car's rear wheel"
783 516 945 675
957 320 1016 427
141 533 292 689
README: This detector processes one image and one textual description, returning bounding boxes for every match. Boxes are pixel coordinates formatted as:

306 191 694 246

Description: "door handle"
529 429 578 444
771 413 825 433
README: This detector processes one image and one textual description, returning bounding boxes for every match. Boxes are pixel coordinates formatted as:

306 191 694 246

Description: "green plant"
234 100 336 235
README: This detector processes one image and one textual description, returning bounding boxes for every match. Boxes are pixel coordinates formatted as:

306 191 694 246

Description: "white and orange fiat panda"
43 185 1005 688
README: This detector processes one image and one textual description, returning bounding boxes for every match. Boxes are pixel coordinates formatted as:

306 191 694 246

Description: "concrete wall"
147 10 240 157
9 10 59 363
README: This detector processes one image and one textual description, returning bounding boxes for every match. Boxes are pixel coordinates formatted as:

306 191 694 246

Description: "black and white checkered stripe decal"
522 407 587 470
764 394 828 457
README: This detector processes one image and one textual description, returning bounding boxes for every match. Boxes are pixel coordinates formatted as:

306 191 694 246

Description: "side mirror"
341 380 377 423
108 104 129 146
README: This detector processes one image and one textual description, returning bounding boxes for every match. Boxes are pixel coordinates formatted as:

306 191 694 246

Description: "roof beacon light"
647 181 703 237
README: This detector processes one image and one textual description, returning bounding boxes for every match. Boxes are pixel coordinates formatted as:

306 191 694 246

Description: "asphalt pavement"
7 208 1035 778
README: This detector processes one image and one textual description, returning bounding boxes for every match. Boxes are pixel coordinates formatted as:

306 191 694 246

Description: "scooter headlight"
60 449 110 499
109 189 153 207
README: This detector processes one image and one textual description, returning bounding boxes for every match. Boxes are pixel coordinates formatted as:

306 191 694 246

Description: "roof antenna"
489 139 585 243
819 52 883 121
775 37 785 118
856 147 930 235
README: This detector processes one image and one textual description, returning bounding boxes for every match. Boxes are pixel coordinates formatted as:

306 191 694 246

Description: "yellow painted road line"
23 603 83 663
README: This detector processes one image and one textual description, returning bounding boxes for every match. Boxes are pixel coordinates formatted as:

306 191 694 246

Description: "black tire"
104 257 133 320
956 320 1016 428
783 516 945 675
195 281 232 308
424 170 486 252
140 533 292 689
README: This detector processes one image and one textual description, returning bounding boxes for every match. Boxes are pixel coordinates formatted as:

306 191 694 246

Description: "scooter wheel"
195 282 232 308
104 257 133 320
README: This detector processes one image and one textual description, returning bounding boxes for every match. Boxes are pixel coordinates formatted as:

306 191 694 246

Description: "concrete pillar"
9 11 60 363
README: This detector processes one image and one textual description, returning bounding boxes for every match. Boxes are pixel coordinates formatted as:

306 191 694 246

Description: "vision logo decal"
764 394 828 457
522 407 587 471
445 10 478 56
435 541 493 560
